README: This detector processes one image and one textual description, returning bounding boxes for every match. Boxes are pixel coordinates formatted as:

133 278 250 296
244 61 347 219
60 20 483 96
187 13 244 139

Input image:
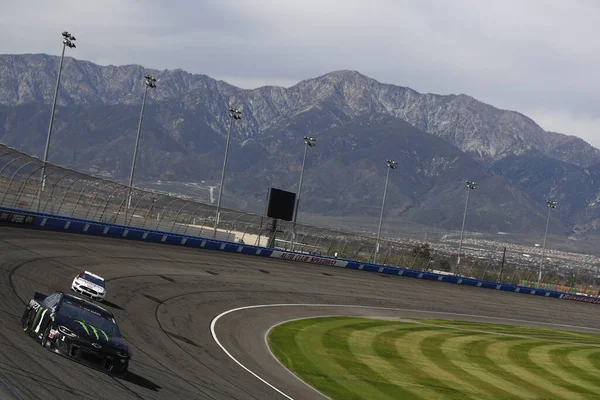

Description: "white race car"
71 271 106 301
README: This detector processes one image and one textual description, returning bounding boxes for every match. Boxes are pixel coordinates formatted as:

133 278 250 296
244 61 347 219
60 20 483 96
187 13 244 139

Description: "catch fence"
0 144 409 262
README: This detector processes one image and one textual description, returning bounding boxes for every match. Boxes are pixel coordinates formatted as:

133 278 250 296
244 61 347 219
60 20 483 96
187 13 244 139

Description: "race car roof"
82 271 104 281
62 293 112 317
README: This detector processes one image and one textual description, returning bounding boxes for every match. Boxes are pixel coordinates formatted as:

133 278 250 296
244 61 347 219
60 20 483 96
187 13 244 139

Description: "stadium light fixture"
373 159 397 263
214 107 242 237
290 136 316 250
456 180 477 274
125 73 157 222
538 200 558 285
39 30 77 210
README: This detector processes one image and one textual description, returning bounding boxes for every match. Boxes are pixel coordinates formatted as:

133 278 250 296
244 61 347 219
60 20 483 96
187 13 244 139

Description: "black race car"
21 291 130 376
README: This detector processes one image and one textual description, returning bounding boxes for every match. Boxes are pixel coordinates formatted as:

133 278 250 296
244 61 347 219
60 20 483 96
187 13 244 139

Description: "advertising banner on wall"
0 211 36 225
270 251 348 267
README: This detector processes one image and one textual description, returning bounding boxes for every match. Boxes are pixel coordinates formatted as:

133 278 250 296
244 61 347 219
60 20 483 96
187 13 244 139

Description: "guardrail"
2 205 596 305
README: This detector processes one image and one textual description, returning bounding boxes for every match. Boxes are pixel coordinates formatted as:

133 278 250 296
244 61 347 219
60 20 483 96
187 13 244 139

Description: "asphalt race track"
1 227 600 399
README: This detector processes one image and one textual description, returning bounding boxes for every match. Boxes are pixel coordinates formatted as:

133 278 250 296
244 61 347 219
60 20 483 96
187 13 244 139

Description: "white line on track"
210 303 600 400
210 306 295 400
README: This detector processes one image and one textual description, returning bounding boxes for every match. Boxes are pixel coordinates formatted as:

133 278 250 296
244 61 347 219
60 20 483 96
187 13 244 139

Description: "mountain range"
1 53 599 238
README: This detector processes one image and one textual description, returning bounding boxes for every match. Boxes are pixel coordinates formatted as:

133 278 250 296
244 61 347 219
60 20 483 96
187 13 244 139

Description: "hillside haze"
1 53 599 237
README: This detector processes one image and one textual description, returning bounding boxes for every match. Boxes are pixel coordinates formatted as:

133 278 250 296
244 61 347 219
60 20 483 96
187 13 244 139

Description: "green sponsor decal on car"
33 306 48 333
75 320 110 341
33 306 44 327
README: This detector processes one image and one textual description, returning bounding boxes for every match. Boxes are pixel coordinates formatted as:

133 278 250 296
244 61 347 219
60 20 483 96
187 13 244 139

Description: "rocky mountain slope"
2 55 598 167
0 54 598 236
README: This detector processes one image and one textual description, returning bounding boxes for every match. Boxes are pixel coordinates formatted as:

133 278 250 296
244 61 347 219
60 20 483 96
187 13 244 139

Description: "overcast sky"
2 0 600 148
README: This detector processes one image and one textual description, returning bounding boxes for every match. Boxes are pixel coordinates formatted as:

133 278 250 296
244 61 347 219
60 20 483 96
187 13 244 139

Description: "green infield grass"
267 317 600 400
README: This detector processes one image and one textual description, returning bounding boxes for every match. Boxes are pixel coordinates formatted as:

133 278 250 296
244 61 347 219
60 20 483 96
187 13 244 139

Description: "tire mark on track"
106 273 389 339
3 237 95 273
111 377 146 400
150 290 279 399
8 257 52 305
119 335 216 398
105 273 193 283
0 309 20 318
0 341 97 400
0 364 96 400
152 299 249 400
91 272 233 397
7 256 101 305
0 370 24 400
102 276 234 397
0 367 41 400
0 345 33 400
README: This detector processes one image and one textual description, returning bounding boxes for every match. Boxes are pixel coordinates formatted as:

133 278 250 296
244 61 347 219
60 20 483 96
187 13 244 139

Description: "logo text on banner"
270 251 348 267
0 211 35 225
561 294 600 304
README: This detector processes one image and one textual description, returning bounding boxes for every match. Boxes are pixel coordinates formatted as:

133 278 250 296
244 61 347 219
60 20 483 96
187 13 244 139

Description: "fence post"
183 204 206 235
227 213 247 242
382 246 391 265
155 198 180 230
73 180 101 217
240 215 261 245
481 263 489 281
14 165 46 209
83 182 115 220
170 201 194 233
127 191 154 226
339 239 348 258
56 175 84 216
141 195 166 229
98 187 125 222
326 238 334 256
41 169 77 213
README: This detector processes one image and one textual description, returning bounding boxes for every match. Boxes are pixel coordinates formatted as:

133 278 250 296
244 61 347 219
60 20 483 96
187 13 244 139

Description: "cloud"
1 0 600 149
526 109 600 149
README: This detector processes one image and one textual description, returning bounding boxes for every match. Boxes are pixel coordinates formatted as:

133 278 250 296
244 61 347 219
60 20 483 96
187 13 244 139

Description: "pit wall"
1 206 596 305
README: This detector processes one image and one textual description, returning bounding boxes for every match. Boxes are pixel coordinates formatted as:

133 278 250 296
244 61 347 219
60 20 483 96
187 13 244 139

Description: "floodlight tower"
373 159 397 264
40 31 76 197
125 73 157 223
214 107 242 237
456 180 477 274
290 136 316 250
538 200 558 285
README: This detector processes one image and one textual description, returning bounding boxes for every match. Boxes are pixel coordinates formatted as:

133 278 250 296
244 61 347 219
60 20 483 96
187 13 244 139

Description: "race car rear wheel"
21 308 34 334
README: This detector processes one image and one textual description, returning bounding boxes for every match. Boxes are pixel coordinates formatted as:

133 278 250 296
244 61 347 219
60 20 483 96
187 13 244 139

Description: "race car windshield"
80 273 105 287
57 301 120 337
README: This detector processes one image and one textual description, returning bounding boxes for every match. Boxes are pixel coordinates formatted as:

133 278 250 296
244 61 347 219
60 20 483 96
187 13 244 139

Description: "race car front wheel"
113 365 128 378
41 323 52 347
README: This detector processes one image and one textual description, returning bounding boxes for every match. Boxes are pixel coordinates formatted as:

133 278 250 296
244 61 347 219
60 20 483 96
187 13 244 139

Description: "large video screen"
266 188 296 221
